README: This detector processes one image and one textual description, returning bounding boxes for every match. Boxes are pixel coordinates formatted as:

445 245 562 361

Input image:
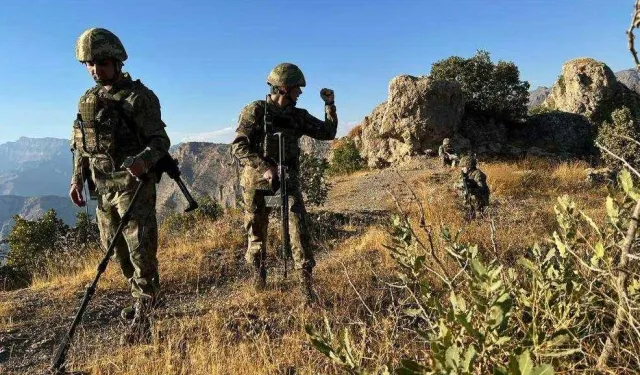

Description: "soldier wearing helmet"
438 138 459 167
231 62 338 304
456 155 490 218
69 28 171 344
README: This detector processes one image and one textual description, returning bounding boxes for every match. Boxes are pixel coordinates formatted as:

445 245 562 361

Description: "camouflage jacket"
71 73 171 193
231 96 338 173
461 169 489 199
438 144 455 157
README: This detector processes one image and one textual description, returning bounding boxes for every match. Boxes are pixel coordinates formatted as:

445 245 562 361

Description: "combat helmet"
267 63 306 87
75 28 128 62
460 155 477 169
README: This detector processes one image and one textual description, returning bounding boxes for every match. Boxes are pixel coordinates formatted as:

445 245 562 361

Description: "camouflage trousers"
241 167 315 270
96 182 159 299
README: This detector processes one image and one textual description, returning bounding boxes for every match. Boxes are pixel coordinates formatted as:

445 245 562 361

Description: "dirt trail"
319 157 452 214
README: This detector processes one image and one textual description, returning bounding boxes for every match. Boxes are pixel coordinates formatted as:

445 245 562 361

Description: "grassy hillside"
1 157 637 374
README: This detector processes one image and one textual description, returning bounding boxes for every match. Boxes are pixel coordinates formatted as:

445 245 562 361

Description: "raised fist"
320 88 335 104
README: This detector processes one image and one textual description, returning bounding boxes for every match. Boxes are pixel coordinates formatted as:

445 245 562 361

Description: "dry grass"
0 157 619 374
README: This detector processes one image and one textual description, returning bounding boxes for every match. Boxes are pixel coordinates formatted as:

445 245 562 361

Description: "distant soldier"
438 138 459 167
231 63 337 304
456 156 490 218
69 28 170 344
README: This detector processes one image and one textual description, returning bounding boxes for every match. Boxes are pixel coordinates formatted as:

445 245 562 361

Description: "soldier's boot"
120 297 153 345
120 295 163 320
299 266 318 305
252 257 267 291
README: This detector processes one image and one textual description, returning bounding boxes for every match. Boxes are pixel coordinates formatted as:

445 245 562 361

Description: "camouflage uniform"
457 156 490 217
231 63 337 296
71 28 170 301
438 138 458 167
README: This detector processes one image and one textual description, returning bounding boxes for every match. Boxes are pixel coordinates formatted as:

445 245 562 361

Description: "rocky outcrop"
509 112 595 156
542 58 640 124
615 68 640 95
352 75 465 167
156 142 241 219
299 136 333 160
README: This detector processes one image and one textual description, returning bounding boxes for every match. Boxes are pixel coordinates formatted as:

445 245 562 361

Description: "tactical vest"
259 100 302 170
72 82 146 193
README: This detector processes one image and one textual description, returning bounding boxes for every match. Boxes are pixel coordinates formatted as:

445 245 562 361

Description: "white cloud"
169 126 236 144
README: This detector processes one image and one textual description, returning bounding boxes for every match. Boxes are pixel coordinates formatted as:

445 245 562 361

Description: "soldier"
438 138 459 167
69 28 170 344
457 155 490 218
231 63 337 304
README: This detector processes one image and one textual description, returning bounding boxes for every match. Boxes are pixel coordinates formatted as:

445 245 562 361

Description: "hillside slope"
0 157 616 374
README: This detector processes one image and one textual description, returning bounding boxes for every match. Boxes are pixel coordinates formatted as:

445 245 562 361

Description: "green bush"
5 210 100 282
330 139 364 175
430 50 530 122
595 106 640 169
307 170 640 374
299 153 331 207
7 209 69 274
162 195 223 236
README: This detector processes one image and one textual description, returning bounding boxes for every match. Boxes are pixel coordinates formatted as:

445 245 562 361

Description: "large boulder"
509 111 595 156
352 75 465 167
542 58 640 124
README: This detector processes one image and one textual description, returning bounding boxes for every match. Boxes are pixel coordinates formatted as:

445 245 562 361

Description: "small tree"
595 106 640 169
430 50 530 121
330 139 364 175
7 209 69 274
299 153 331 206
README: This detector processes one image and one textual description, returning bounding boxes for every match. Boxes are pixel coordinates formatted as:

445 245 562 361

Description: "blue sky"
0 0 636 145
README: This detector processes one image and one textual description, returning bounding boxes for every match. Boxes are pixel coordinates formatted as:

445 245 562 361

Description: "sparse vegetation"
299 152 331 206
330 138 364 175
596 106 640 169
1 158 638 374
161 195 224 236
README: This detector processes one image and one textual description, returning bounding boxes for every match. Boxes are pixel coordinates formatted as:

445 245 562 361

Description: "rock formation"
351 75 465 167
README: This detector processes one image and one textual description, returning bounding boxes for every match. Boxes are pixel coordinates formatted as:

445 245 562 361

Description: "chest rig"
72 83 144 165
261 100 303 169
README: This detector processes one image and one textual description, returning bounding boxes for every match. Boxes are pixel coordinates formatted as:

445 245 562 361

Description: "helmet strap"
94 59 123 86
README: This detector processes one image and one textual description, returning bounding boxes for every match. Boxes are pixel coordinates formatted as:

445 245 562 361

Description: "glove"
320 88 335 105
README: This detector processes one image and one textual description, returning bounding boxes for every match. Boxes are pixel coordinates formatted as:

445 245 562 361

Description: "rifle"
262 99 293 277
460 170 477 220
461 170 470 205
50 153 197 374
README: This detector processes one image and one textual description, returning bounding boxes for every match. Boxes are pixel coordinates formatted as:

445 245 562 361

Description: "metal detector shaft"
277 132 292 278
50 180 145 374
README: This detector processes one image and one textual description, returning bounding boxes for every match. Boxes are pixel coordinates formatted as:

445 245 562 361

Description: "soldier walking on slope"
231 63 338 304
456 155 490 219
69 28 171 344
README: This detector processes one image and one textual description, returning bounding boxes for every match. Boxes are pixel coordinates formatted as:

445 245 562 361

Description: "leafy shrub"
7 209 69 274
595 106 640 169
330 139 364 175
430 50 530 122
162 195 223 236
307 170 640 373
5 210 100 282
299 153 331 206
